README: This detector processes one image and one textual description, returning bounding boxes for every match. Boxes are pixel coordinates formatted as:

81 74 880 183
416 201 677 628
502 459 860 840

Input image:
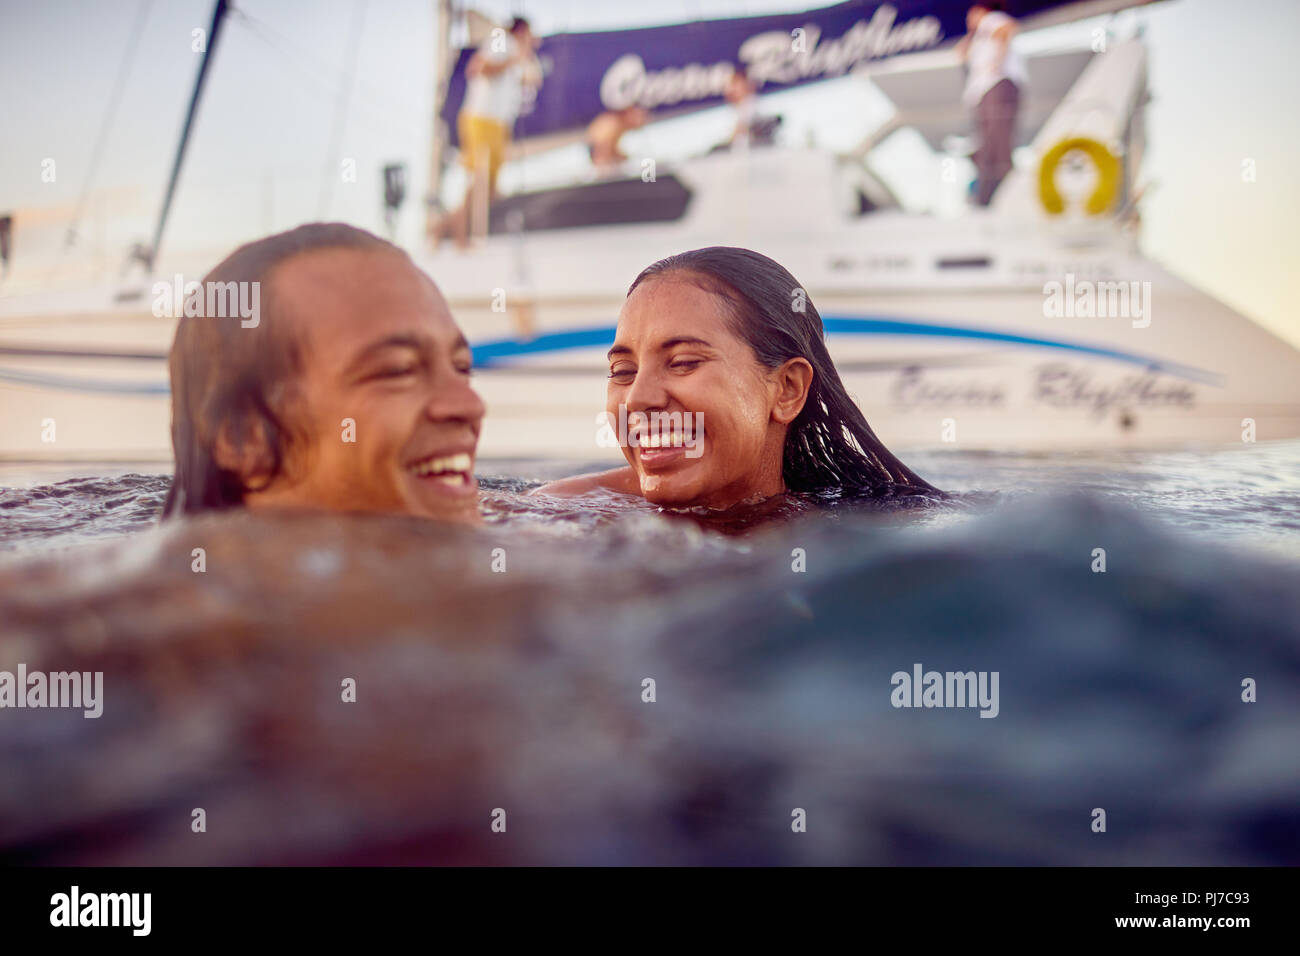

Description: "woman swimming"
534 246 939 509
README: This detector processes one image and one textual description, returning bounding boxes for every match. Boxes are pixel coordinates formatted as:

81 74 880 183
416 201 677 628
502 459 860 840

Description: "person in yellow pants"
458 113 510 198
435 17 540 250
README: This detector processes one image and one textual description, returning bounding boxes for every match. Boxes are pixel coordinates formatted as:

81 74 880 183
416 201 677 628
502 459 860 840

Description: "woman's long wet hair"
163 223 401 518
629 247 940 497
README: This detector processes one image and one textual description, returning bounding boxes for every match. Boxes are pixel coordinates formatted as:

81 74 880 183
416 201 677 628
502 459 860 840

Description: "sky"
0 0 1297 347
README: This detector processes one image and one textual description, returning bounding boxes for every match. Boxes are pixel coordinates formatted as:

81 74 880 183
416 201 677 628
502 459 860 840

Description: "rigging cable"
318 0 369 218
146 0 231 270
64 0 155 251
42 0 154 288
230 4 408 141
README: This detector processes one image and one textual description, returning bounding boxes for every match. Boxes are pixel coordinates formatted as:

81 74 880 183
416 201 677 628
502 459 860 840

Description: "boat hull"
3 273 1297 463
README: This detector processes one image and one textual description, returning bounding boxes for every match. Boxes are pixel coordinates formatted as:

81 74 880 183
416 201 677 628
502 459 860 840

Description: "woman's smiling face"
606 272 807 509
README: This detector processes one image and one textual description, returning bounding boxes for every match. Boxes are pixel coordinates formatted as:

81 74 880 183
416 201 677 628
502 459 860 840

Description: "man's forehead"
272 248 457 349
274 247 441 304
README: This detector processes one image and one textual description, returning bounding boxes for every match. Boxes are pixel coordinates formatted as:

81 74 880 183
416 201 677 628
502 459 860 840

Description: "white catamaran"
2 0 1297 463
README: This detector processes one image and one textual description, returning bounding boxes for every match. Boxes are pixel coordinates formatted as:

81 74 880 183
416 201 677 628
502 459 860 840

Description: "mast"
143 0 229 271
426 0 453 243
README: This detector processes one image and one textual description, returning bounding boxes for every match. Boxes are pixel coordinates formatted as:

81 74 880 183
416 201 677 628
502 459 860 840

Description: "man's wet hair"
163 223 405 518
510 16 531 34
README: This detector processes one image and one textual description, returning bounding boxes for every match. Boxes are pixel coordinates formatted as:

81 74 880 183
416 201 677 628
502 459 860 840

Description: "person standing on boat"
586 106 650 174
957 2 1027 206
725 65 759 149
436 17 541 249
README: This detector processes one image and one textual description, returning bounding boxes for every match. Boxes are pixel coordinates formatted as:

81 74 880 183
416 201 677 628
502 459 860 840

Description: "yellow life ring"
1038 137 1122 216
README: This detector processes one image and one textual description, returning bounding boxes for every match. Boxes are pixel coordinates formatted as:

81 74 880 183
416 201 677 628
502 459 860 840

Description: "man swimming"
164 223 484 523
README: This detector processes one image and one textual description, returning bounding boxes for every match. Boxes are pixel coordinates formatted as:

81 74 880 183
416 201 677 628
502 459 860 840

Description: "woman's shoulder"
529 466 640 498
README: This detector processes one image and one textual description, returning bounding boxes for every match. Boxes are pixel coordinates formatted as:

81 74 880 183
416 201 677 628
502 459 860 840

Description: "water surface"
1 444 1297 864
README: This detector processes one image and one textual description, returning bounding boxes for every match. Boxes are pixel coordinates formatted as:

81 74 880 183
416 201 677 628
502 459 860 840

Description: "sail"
440 0 1159 146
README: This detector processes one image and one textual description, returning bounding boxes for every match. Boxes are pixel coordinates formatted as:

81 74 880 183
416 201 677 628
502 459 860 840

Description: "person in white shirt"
435 17 541 249
724 65 759 149
956 2 1027 206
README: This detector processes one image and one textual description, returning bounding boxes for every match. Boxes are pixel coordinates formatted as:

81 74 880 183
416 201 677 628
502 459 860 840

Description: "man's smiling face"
244 247 485 522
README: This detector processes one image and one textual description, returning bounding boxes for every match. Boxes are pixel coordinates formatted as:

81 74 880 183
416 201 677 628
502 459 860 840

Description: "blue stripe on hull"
819 317 1221 386
0 315 1221 394
0 367 170 394
470 317 1221 386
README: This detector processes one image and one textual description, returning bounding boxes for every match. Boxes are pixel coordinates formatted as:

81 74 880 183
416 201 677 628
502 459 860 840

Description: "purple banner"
441 0 1089 144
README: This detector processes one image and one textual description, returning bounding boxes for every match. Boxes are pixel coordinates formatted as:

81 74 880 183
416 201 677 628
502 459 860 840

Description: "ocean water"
4 442 1300 558
0 443 1298 864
